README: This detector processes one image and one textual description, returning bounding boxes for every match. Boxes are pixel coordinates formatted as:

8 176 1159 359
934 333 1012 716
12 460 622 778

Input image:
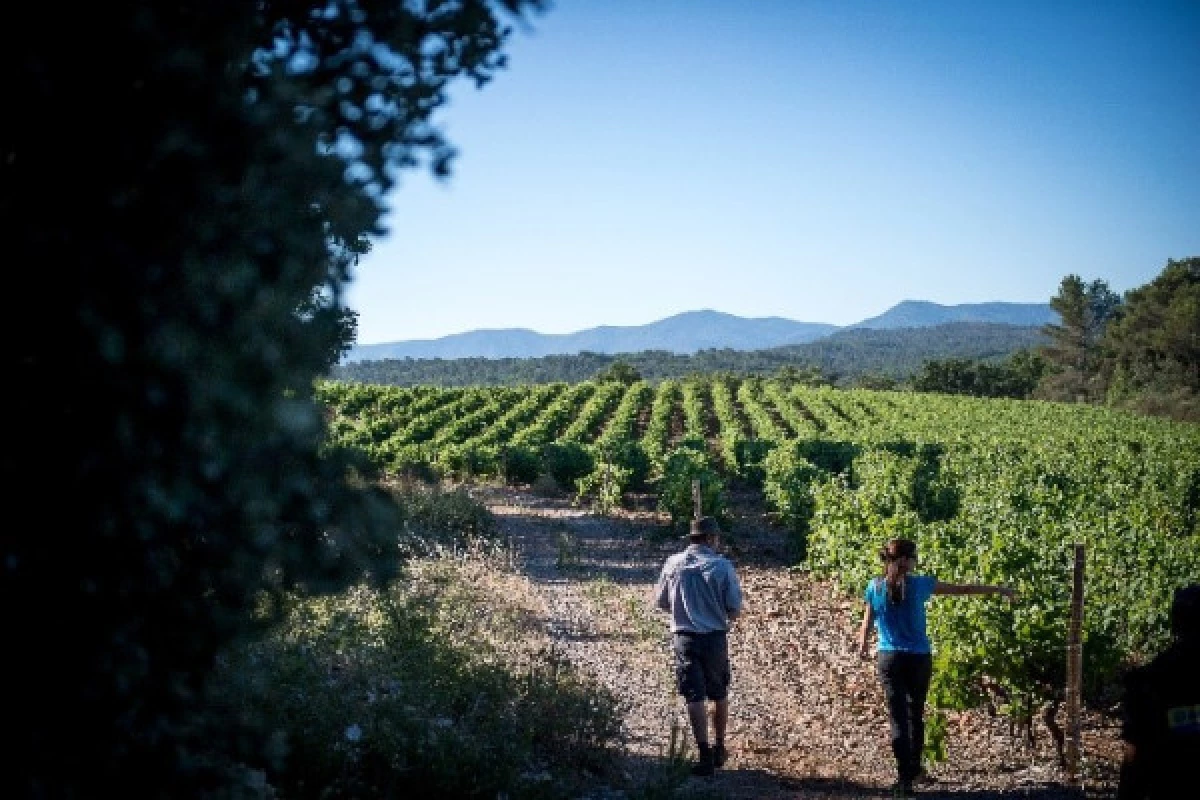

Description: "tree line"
1034 258 1199 421
908 258 1198 419
332 321 1048 387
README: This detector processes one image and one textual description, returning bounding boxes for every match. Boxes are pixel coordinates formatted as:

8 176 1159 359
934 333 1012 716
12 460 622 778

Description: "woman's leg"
904 654 934 781
877 652 912 781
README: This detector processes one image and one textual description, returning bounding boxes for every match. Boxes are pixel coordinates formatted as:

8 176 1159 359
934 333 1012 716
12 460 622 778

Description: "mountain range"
344 300 1056 363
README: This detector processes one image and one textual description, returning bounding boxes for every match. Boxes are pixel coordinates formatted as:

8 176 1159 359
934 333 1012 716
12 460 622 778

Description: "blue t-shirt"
865 574 937 654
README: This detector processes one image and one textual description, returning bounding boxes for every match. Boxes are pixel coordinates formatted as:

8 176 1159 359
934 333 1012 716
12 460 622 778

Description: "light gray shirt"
655 544 743 633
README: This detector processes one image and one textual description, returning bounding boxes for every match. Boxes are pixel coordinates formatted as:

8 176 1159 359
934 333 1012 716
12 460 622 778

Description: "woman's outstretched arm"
934 581 1017 601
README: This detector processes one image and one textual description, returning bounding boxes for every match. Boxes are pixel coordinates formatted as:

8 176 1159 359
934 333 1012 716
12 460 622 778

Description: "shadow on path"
602 753 1093 800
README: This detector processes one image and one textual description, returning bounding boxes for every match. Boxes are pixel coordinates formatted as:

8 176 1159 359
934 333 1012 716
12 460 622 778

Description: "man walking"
654 516 744 776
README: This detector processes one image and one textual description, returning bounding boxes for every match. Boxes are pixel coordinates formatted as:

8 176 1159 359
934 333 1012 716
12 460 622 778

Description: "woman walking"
857 538 1016 797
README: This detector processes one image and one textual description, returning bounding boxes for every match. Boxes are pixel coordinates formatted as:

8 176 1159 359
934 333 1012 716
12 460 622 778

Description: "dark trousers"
877 651 933 782
673 630 731 703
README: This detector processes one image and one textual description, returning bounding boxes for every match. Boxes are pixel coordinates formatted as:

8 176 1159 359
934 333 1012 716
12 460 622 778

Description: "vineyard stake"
1065 543 1085 784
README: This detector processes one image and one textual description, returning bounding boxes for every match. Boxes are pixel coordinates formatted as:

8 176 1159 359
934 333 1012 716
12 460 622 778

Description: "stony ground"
470 483 1122 800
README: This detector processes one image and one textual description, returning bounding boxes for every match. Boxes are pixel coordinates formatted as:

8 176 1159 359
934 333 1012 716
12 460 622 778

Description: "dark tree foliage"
593 359 642 385
1037 274 1121 402
1031 259 1199 420
910 349 1047 399
1101 257 1200 420
773 364 834 388
1 1 540 795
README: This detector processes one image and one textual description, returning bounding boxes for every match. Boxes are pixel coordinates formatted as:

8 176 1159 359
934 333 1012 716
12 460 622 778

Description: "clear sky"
345 0 1200 345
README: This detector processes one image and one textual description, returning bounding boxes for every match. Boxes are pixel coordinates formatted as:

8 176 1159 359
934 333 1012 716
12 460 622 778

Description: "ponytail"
879 538 917 605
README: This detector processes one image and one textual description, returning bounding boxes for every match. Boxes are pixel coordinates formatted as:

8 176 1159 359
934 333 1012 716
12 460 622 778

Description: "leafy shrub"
207 558 623 798
806 435 1200 740
591 438 651 489
762 441 822 559
577 462 633 516
391 484 497 551
733 437 773 485
541 441 595 490
674 434 707 454
657 446 727 528
501 444 543 485
438 443 500 480
796 439 858 475
379 441 442 483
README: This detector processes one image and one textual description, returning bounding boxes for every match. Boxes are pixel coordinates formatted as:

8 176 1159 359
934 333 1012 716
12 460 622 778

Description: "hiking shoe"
712 742 728 768
691 743 714 777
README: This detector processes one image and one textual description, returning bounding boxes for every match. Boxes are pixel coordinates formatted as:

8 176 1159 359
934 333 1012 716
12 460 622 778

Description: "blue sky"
345 0 1200 345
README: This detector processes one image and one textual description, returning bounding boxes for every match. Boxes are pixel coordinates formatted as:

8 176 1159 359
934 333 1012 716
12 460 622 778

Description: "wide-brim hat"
685 516 721 539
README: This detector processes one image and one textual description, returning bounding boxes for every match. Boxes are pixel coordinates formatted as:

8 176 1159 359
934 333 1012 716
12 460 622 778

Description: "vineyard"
317 377 1200 744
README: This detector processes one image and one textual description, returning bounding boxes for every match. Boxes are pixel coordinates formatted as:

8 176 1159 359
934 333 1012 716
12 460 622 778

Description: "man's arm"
653 565 671 613
723 563 744 625
934 581 1017 601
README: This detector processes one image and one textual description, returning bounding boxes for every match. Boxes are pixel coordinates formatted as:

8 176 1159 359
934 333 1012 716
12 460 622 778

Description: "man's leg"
687 700 709 746
706 631 731 768
675 633 714 775
713 698 728 743
712 698 729 767
686 701 714 775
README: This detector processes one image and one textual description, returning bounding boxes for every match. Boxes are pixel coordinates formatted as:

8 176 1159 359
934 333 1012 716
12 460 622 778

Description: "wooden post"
692 479 701 520
1065 543 1085 783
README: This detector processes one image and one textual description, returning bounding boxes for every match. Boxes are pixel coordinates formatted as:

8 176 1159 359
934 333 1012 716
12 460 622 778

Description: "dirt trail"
473 485 1119 799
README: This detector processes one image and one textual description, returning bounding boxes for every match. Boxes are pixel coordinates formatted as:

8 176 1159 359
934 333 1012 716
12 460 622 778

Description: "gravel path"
473 485 1120 799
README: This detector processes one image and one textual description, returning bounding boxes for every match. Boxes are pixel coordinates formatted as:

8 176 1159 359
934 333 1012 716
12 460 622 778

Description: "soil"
470 483 1122 799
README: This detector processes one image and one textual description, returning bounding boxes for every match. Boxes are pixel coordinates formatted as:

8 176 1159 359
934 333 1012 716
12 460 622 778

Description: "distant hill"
344 302 1055 364
850 300 1056 330
332 321 1049 387
344 310 837 362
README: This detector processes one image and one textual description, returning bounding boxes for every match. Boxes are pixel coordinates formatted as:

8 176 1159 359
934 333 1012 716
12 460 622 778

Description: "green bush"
383 442 443 484
438 443 501 480
796 439 858 475
591 438 651 489
502 444 543 485
541 441 595 490
392 484 497 550
657 446 727 528
763 441 822 559
208 560 623 798
734 437 774 484
577 462 633 516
